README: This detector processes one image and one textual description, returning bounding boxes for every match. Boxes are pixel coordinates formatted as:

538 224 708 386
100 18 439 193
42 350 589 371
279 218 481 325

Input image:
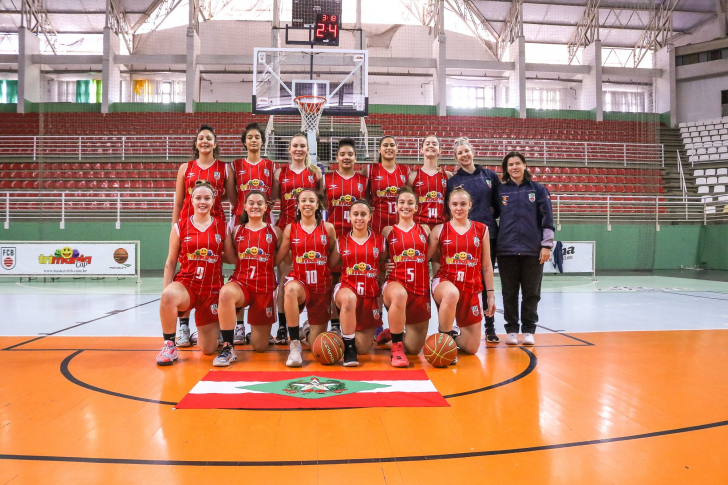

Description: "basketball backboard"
252 47 368 117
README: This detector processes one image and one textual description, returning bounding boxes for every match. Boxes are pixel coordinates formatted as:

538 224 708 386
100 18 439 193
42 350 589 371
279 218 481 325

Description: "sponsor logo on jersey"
284 187 304 200
328 184 339 190
400 175 406 183
419 234 426 243
414 181 424 187
393 248 424 263
357 183 364 192
187 248 219 262
332 194 354 206
241 179 267 191
419 191 443 203
471 305 479 317
345 262 377 278
183 236 193 242
442 239 452 245
308 175 315 183
474 237 480 247
37 246 92 267
321 235 327 245
341 250 352 256
529 193 536 202
214 171 221 180
291 239 302 244
373 247 379 258
281 178 290 183
295 250 327 266
264 168 270 177
238 246 269 262
2 247 16 270
266 307 273 317
446 252 476 266
266 233 273 243
374 176 384 181
376 186 399 197
373 309 380 320
238 169 247 175
389 238 398 244
442 179 447 188
211 304 218 315
215 234 221 244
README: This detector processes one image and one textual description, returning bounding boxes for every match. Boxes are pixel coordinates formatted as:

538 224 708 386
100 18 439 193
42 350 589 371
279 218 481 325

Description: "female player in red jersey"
232 122 275 223
428 188 496 357
214 190 282 366
275 188 338 367
157 180 232 366
367 136 409 233
407 134 451 228
172 124 236 224
333 200 386 367
271 134 323 345
380 186 432 366
324 138 368 237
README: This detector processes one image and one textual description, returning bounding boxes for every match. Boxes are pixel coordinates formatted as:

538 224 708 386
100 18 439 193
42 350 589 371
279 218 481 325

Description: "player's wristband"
486 289 494 292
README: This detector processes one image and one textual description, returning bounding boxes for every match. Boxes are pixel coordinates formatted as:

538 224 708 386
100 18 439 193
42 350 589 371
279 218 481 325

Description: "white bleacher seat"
702 195 714 202
710 154 720 160
687 149 696 155
717 168 728 175
705 169 716 176
699 155 710 161
708 147 717 154
706 206 717 214
715 186 726 194
696 177 707 185
720 129 728 135
684 139 693 144
722 135 728 141
697 148 707 154
700 130 709 136
690 156 698 163
710 130 719 135
719 195 728 202
719 176 728 184
702 136 711 142
713 135 722 141
707 177 718 184
719 147 728 154
698 186 710 194
694 169 705 176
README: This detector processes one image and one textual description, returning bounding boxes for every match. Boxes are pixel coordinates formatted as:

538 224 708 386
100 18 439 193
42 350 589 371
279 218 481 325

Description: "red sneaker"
375 328 392 345
390 341 409 368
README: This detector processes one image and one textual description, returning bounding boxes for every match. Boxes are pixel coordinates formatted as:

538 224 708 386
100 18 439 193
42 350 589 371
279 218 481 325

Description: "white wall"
677 75 728 123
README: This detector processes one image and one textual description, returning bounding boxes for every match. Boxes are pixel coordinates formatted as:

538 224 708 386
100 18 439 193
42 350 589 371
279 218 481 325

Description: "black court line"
661 291 728 302
58 347 538 407
1 418 726 467
536 324 595 346
442 347 536 398
1 298 161 351
60 350 177 406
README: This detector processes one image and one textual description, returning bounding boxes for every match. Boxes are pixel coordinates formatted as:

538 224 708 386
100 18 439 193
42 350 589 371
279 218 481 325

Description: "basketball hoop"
294 95 326 134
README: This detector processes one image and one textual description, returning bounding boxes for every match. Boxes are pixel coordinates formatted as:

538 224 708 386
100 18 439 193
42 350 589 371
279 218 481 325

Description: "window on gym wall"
0 80 17 103
451 86 494 109
527 87 561 110
604 90 645 113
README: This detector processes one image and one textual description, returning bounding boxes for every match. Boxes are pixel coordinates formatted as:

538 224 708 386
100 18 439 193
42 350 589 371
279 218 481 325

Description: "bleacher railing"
1 192 724 229
0 135 665 166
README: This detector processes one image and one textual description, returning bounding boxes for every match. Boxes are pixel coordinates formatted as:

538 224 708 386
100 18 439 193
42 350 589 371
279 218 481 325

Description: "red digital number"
328 23 338 38
322 14 327 21
331 15 337 22
316 22 325 38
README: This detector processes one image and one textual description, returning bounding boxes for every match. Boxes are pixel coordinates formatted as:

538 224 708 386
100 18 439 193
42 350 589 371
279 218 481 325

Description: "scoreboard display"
292 0 342 27
313 13 339 45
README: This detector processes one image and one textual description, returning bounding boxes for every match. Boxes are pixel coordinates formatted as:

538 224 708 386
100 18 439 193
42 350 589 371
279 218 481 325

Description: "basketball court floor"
1 272 727 484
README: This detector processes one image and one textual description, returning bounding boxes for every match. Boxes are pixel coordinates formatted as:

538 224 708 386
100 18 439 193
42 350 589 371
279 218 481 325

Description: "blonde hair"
452 137 473 158
290 133 322 179
191 179 215 197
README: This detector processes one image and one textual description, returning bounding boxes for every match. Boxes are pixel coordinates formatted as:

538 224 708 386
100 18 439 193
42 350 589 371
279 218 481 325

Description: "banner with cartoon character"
0 241 139 278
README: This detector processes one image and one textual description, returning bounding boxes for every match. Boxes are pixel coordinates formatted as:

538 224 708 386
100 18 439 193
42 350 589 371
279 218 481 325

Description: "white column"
435 0 447 116
508 36 526 119
186 27 200 113
271 0 280 48
654 43 676 127
17 27 40 114
582 40 603 121
102 27 121 113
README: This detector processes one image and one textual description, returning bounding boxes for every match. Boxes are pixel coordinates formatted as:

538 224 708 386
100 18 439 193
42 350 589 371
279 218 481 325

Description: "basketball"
113 248 129 264
423 333 457 368
312 332 344 365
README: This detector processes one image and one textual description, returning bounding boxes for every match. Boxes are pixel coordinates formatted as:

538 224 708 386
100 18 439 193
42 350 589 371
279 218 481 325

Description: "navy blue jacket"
496 178 555 257
446 166 500 239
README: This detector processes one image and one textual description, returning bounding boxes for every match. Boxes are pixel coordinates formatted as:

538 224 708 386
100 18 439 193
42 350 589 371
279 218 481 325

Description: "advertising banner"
543 241 595 274
0 242 139 278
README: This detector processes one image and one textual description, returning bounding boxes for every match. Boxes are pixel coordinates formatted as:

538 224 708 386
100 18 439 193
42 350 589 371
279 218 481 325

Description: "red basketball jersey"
412 168 448 226
229 223 278 293
437 221 488 294
338 231 384 298
386 224 430 296
368 164 409 233
179 159 229 221
174 216 226 297
289 222 332 294
277 165 318 228
231 158 275 217
324 171 368 237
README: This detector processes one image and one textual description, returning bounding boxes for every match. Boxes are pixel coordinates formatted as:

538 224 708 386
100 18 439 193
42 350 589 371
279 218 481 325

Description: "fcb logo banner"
0 241 139 278
176 370 449 410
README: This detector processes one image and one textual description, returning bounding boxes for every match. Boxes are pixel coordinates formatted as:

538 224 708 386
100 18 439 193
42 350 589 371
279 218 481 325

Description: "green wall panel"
368 104 437 115
109 103 185 113
699 224 728 270
25 101 101 113
194 102 252 113
0 103 17 113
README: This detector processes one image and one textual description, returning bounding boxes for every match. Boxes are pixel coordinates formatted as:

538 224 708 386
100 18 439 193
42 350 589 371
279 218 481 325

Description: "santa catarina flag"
175 370 449 409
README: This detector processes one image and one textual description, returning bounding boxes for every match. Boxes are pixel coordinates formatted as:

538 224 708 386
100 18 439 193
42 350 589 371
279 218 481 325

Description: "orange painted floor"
1 331 727 484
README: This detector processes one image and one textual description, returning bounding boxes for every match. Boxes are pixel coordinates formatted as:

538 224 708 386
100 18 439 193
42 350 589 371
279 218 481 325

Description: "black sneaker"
274 325 288 345
485 327 500 343
343 342 359 367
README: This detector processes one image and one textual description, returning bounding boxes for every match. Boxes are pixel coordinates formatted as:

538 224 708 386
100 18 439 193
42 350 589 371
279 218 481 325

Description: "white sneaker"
300 320 311 344
522 333 535 346
286 340 303 367
176 324 191 347
233 324 246 345
213 343 237 367
505 333 518 345
217 331 224 348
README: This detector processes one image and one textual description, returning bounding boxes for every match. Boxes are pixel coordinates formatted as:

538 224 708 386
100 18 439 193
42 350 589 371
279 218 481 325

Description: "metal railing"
0 135 665 166
1 191 725 229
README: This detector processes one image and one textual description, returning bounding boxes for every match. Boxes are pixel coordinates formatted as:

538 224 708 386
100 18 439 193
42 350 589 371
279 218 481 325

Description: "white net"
294 95 327 134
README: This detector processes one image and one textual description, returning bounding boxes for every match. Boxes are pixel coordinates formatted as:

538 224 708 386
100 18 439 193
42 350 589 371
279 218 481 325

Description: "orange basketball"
113 248 128 264
423 333 457 367
312 332 344 365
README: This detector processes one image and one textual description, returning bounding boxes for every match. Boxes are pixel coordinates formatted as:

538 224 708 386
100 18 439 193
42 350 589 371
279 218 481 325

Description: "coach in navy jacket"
446 137 501 342
496 151 554 346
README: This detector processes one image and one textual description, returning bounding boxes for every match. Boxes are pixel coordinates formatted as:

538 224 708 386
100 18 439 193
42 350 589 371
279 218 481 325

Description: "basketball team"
157 123 555 368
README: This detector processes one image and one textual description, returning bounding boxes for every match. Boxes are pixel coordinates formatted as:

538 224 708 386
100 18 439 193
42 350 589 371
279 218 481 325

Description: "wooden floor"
1 330 727 484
